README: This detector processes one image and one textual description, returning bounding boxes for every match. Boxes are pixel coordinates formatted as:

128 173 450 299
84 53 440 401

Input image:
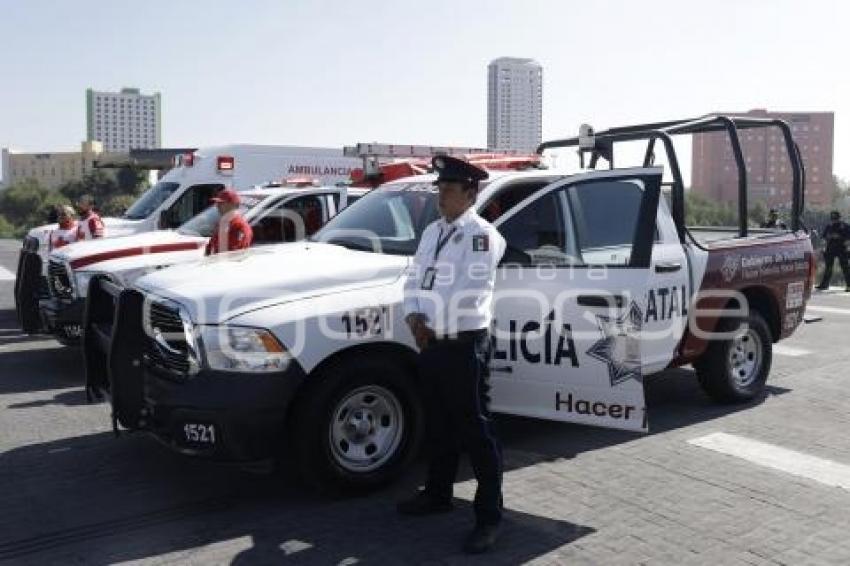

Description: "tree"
57 167 148 214
58 170 119 205
0 214 16 238
831 175 849 209
684 190 777 228
0 179 73 236
0 178 48 225
0 166 151 238
116 166 149 193
100 194 138 216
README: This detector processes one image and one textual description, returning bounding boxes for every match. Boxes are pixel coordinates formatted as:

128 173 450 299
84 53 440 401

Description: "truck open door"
489 168 665 432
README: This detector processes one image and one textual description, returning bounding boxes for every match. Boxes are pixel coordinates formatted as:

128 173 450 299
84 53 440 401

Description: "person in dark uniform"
397 156 507 554
816 210 850 291
205 188 253 255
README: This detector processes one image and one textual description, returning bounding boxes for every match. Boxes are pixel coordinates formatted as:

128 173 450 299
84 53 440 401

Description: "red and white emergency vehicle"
41 184 367 344
15 145 360 332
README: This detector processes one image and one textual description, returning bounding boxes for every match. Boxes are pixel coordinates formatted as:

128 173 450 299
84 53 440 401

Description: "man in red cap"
76 194 105 240
205 188 253 255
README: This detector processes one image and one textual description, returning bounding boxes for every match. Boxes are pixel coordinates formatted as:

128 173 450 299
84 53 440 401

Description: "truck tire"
289 356 424 493
694 310 772 403
16 252 44 333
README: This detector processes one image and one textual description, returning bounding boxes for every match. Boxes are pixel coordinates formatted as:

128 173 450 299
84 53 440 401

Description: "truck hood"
100 216 148 237
134 242 411 324
49 230 206 269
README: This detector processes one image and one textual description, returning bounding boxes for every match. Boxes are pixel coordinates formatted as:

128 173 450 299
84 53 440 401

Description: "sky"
0 0 846 179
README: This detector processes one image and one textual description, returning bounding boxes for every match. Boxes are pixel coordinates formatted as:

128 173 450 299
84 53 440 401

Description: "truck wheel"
16 253 44 333
694 311 772 403
290 356 423 493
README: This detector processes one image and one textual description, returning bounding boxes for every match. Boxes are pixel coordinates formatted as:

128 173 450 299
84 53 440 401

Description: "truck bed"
687 226 808 249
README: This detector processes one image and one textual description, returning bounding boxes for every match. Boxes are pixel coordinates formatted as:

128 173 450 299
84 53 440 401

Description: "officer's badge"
453 231 463 244
586 300 643 387
472 234 489 252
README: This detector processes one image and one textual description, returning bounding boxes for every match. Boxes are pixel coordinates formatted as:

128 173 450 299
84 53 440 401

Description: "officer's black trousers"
819 250 850 287
418 330 502 526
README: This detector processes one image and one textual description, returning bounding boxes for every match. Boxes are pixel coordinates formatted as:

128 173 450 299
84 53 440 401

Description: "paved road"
2 238 850 565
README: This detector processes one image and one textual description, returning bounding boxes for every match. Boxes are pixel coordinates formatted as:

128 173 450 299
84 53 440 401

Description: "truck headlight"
199 325 291 373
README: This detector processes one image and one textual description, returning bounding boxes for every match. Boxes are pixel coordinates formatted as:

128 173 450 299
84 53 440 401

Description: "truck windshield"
312 183 439 255
177 195 265 237
123 181 180 220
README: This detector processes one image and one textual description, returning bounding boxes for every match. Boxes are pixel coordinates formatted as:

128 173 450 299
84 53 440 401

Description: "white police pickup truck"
85 117 815 491
42 185 366 344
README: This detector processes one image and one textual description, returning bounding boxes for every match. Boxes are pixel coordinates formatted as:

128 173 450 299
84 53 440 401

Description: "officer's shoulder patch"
472 234 489 252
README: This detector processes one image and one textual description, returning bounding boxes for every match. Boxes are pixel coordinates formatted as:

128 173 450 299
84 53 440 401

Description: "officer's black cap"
432 155 489 186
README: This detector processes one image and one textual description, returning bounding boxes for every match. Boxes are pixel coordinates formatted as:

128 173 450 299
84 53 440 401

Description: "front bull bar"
83 276 147 434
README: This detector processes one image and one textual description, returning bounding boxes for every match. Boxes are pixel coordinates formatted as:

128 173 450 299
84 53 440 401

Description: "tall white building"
487 57 543 152
86 87 162 152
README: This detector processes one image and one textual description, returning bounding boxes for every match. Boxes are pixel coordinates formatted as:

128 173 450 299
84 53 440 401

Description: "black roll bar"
536 114 805 237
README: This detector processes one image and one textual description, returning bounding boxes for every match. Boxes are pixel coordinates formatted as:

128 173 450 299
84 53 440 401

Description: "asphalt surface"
2 237 850 565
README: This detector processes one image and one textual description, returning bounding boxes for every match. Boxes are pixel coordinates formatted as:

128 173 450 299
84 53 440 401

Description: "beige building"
0 141 115 191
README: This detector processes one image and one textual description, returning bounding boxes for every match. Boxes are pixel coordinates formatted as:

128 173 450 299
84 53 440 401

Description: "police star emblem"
586 300 643 387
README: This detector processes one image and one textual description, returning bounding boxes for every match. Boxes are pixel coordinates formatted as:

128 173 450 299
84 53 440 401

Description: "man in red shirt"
76 195 105 240
205 189 253 255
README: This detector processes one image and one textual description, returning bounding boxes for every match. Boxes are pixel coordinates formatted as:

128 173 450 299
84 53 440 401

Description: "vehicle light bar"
217 155 235 171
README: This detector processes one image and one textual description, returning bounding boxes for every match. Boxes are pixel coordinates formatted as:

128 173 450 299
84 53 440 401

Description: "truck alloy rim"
329 385 404 473
728 328 762 387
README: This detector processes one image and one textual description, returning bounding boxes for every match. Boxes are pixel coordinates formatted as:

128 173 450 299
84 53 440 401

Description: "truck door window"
481 181 551 222
164 184 224 228
123 181 180 220
497 192 576 266
253 195 326 244
330 192 342 212
567 180 644 266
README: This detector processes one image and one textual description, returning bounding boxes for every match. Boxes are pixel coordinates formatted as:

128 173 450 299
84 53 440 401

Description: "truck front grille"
144 301 191 376
23 236 39 253
48 260 73 299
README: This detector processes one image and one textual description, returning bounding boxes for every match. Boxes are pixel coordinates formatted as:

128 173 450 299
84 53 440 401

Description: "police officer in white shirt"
397 155 507 554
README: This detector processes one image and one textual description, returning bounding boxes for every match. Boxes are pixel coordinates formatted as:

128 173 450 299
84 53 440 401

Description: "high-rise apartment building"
487 57 543 152
691 109 835 207
86 87 162 152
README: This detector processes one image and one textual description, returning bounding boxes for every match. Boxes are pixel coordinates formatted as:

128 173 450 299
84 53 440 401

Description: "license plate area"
178 422 218 447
